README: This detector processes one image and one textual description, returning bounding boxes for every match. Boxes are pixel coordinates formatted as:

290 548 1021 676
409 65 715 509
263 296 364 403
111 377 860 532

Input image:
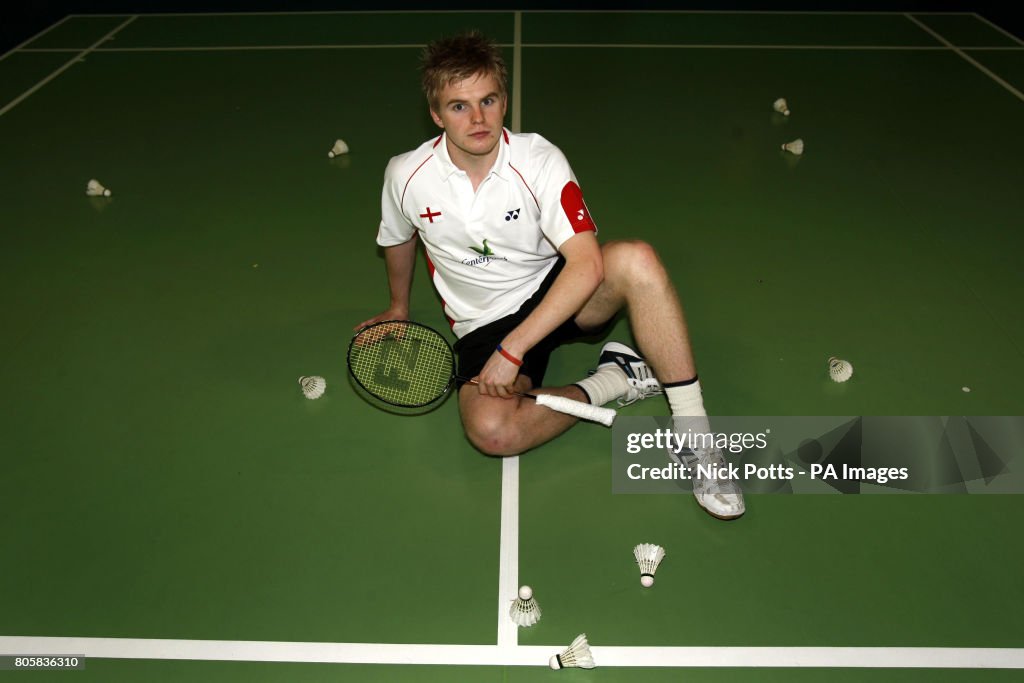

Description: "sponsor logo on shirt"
462 239 509 267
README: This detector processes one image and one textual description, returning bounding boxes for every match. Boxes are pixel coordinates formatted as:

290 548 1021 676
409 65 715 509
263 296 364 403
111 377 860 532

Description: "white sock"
666 380 705 417
666 380 711 449
574 365 628 406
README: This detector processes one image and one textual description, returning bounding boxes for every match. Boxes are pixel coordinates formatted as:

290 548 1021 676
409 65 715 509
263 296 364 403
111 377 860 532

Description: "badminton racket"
347 320 616 426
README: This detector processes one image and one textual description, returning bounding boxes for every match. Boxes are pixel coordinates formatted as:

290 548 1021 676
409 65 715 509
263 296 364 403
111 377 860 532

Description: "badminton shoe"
596 342 663 406
669 439 746 520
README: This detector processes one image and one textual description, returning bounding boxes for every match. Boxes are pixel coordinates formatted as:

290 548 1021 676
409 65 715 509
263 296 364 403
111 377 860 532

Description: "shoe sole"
701 506 745 521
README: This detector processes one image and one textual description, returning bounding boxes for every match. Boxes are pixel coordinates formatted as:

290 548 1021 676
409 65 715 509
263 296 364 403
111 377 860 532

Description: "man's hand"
473 348 522 399
354 307 409 332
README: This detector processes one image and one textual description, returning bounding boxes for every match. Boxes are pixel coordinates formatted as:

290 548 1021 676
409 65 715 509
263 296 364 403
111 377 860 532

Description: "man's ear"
430 108 444 129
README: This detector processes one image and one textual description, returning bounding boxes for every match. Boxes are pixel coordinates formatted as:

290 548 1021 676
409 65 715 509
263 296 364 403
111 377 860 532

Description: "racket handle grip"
536 394 616 427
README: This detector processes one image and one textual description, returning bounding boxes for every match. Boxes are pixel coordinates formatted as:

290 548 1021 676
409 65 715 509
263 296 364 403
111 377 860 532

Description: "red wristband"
496 344 523 367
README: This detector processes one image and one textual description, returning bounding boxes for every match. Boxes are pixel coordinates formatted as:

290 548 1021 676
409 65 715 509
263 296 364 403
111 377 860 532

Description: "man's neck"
447 139 499 191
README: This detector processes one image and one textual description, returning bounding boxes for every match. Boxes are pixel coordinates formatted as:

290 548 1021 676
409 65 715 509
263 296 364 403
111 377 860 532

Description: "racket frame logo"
348 320 456 408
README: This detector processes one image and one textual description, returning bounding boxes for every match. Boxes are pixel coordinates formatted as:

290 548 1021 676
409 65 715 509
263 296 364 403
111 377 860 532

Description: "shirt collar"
433 129 511 182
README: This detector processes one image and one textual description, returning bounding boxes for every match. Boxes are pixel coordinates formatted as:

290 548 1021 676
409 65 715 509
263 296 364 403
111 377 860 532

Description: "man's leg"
574 240 695 384
575 240 746 520
457 237 747 522
458 241 666 456
458 377 588 456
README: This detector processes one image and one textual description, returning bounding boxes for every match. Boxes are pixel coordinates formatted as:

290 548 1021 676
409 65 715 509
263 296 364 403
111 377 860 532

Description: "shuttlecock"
86 179 111 197
828 357 853 383
509 585 541 627
634 543 666 588
328 139 349 158
782 138 804 156
299 375 326 399
549 634 595 670
773 97 790 116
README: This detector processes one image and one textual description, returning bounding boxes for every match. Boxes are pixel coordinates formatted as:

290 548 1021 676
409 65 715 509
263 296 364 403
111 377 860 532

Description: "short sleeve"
377 157 416 247
533 144 597 250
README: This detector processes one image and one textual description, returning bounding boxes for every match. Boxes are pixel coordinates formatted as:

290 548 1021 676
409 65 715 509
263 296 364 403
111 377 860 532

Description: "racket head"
347 320 456 408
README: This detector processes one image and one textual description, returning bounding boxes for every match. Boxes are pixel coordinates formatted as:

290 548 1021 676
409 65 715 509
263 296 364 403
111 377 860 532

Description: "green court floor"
1 10 1022 682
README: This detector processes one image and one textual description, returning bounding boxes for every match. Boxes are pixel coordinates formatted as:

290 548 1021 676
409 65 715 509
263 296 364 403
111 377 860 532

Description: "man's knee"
461 406 525 457
604 240 665 285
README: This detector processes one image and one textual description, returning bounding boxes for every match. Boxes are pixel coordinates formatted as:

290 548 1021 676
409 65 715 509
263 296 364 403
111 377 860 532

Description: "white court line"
2 637 1023 668
510 9 960 15
63 10 923 17
512 12 522 133
72 10 513 18
15 44 960 53
0 15 73 63
495 457 519 647
905 13 1024 103
522 43 948 50
0 16 137 118
967 46 1024 51
972 13 1024 46
65 10 976 16
87 44 426 52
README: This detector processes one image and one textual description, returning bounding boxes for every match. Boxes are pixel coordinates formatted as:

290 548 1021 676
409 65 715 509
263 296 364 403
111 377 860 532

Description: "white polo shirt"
377 129 597 338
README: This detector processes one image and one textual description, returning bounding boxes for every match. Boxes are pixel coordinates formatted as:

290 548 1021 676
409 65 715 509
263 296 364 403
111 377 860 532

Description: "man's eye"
482 97 494 106
452 103 465 112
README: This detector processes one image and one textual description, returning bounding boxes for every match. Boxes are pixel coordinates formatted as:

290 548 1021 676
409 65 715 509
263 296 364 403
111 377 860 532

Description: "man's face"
430 72 507 166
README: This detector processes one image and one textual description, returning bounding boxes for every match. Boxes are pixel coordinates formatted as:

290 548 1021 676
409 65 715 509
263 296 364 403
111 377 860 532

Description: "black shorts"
453 258 607 389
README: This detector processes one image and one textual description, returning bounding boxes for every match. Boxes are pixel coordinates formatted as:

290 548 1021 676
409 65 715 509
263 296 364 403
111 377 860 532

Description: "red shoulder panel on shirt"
560 181 597 234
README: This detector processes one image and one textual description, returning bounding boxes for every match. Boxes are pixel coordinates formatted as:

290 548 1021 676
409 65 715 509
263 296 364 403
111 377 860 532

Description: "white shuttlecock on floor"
299 375 326 399
782 138 804 155
633 543 666 588
86 179 111 197
773 97 790 116
828 357 853 383
549 634 595 670
509 585 541 627
328 139 349 158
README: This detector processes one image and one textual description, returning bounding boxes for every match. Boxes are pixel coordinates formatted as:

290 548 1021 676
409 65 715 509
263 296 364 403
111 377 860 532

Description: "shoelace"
618 380 662 406
616 362 663 406
696 471 742 496
688 448 742 496
666 443 743 503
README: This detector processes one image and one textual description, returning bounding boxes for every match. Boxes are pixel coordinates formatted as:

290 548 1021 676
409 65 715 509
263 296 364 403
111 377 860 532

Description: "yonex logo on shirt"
505 208 521 221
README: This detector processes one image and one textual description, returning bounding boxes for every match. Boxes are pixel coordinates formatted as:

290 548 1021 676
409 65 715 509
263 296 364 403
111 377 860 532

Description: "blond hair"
421 31 508 111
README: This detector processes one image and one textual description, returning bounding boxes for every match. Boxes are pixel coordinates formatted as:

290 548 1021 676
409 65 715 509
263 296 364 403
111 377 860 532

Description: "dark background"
3 1 1022 54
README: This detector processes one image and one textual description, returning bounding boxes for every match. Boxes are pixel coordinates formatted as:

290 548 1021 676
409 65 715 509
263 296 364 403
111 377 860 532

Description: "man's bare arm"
474 231 603 397
354 234 419 330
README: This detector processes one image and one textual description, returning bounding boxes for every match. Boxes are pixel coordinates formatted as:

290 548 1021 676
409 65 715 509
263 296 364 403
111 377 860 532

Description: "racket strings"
349 322 454 407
